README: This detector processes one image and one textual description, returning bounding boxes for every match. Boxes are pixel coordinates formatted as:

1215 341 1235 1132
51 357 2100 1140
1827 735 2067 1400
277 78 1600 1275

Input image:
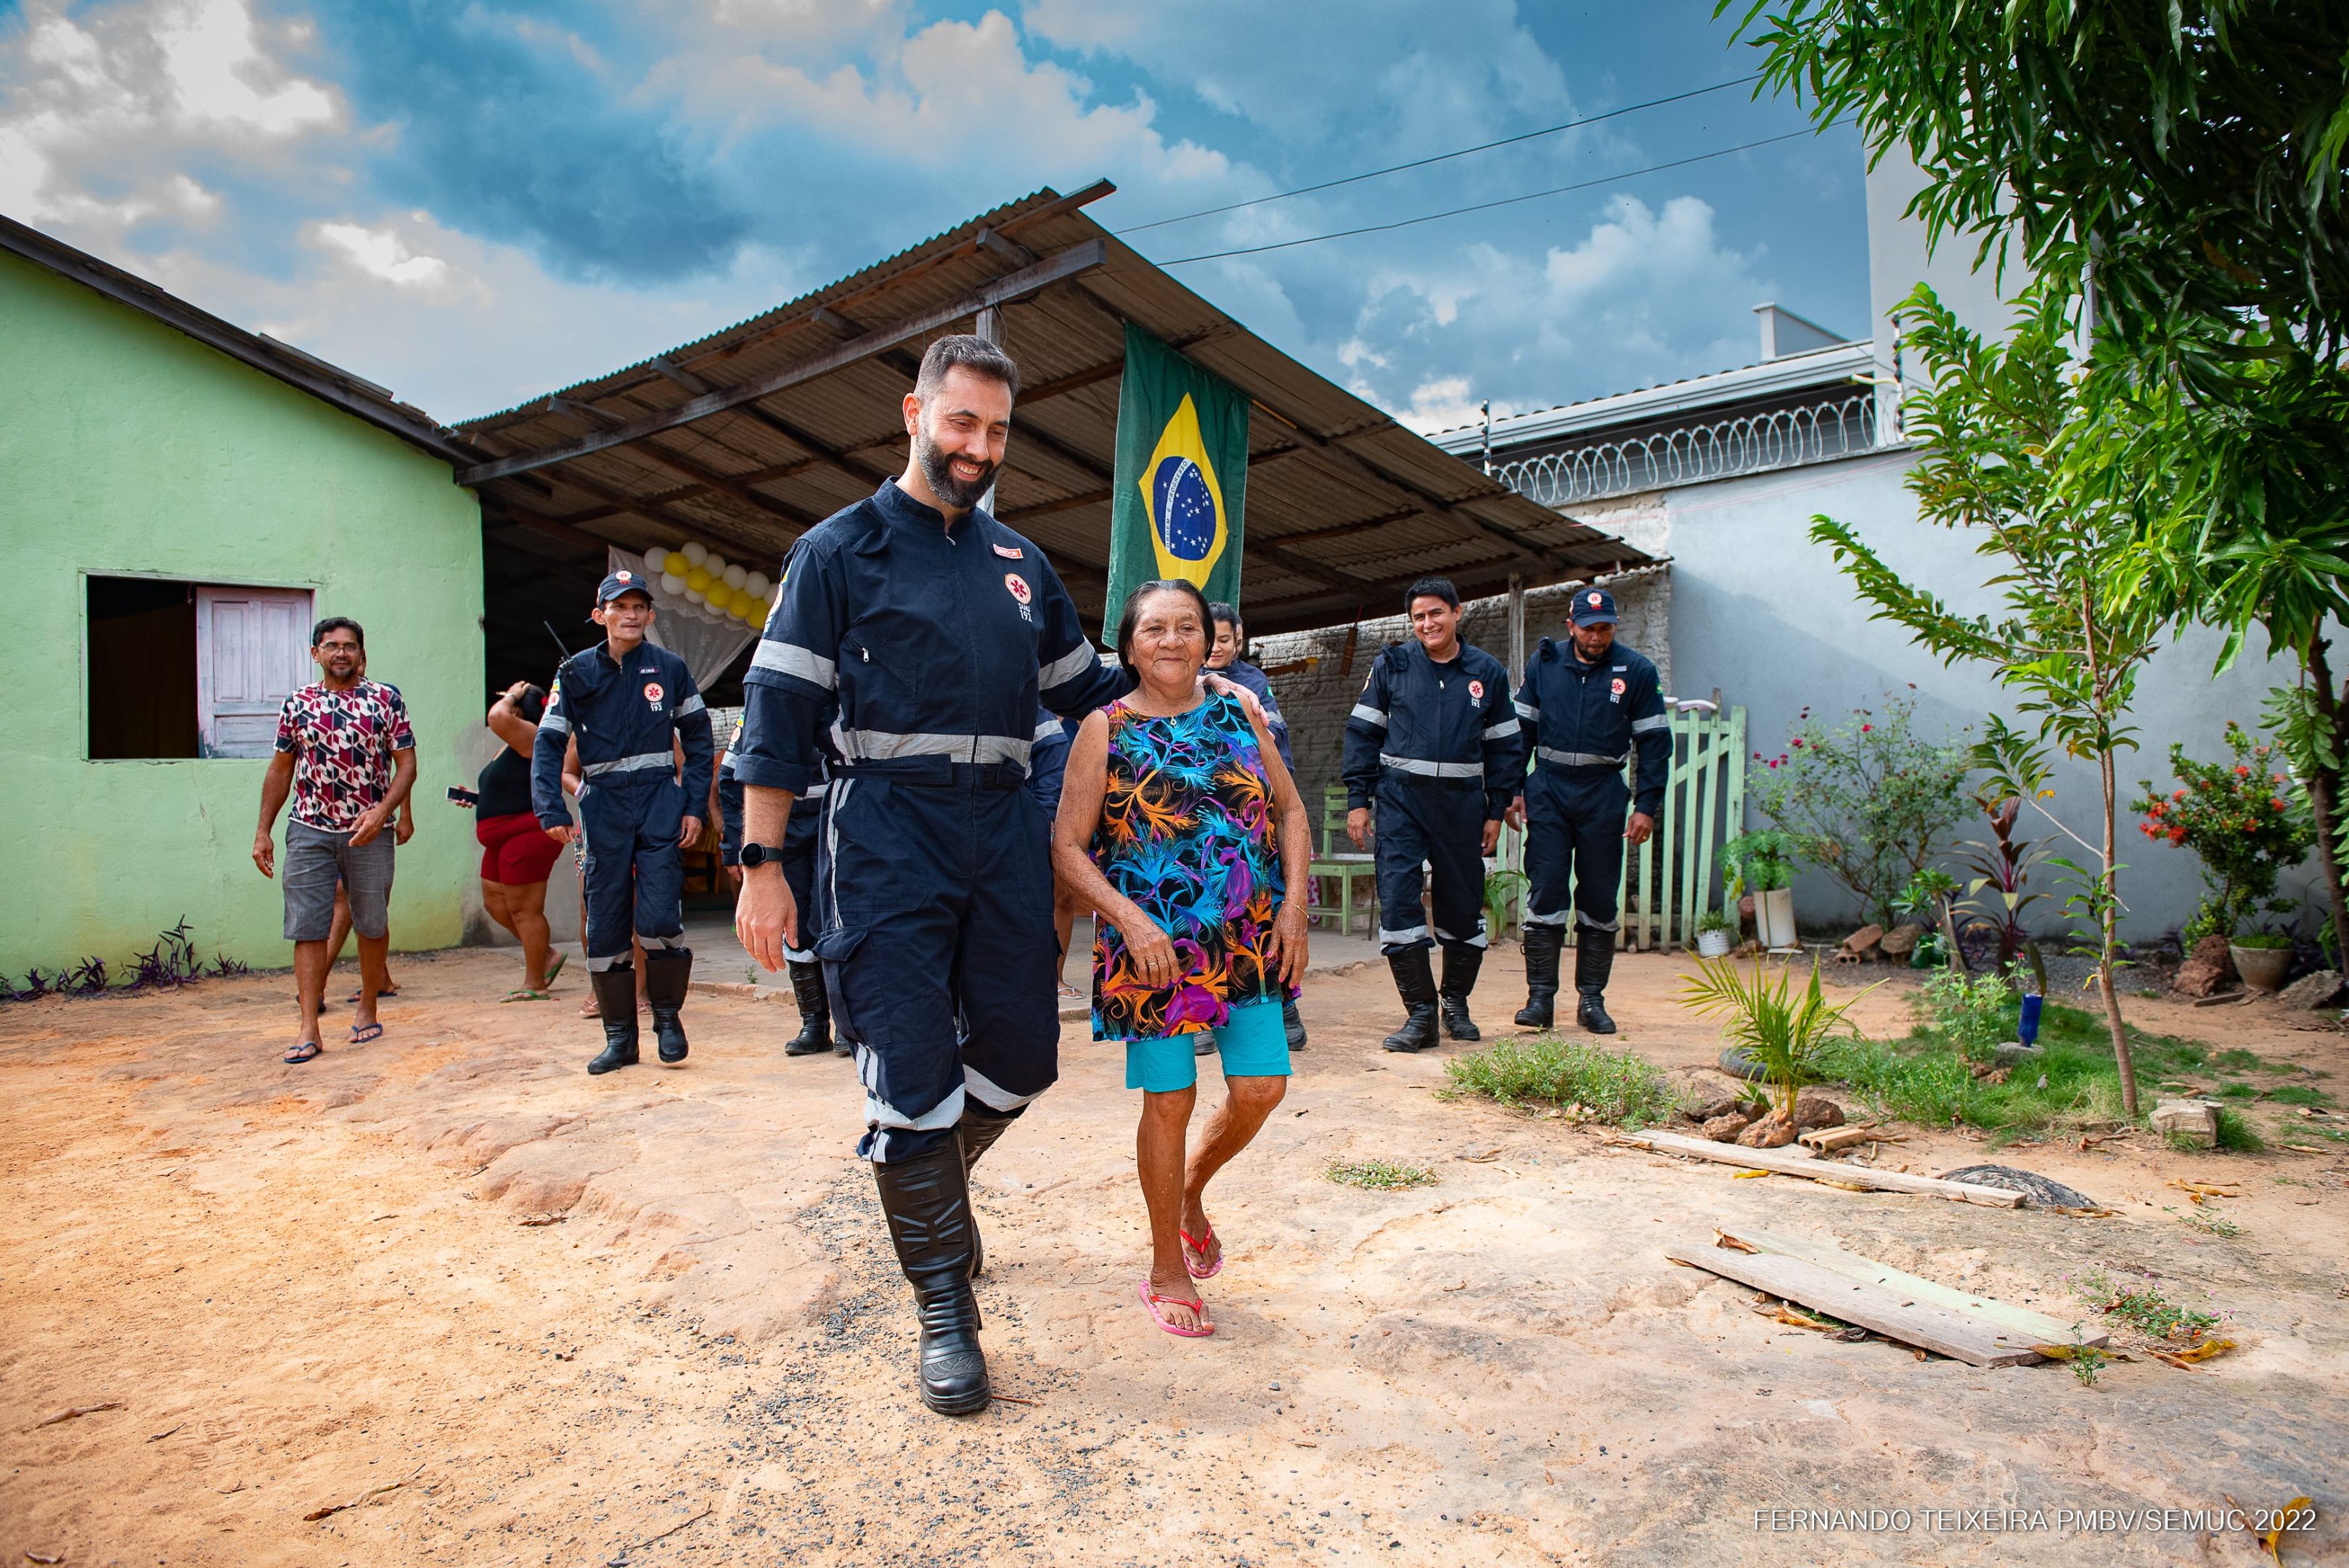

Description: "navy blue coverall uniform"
735 479 1128 1164
531 637 714 970
1342 640 1526 955
1514 637 1670 937
718 742 830 965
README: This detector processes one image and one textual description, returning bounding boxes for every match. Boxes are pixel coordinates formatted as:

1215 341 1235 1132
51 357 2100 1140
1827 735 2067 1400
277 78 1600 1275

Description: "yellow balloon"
704 584 732 613
685 567 712 594
662 550 690 576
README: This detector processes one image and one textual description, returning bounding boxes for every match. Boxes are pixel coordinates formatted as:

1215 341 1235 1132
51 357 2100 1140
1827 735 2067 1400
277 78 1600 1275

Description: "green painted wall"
0 251 484 979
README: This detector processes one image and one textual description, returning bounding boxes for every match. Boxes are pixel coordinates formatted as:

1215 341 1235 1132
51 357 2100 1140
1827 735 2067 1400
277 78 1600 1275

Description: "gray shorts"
283 817 396 942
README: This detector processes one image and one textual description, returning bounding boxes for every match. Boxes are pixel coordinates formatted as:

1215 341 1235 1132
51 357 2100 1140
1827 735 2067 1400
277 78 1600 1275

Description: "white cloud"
153 0 335 136
311 220 454 289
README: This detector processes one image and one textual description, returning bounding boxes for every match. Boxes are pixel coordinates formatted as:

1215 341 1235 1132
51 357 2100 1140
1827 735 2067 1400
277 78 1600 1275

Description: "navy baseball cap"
596 568 655 605
1571 586 1619 626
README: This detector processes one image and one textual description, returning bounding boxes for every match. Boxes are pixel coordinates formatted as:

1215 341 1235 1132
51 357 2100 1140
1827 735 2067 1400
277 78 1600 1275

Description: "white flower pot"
1696 928 1733 958
1753 887 1797 950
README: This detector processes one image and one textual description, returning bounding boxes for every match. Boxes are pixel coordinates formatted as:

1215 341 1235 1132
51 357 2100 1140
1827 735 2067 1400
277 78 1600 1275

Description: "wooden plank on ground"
1718 1228 2105 1348
1667 1244 2051 1365
1618 1130 2025 1207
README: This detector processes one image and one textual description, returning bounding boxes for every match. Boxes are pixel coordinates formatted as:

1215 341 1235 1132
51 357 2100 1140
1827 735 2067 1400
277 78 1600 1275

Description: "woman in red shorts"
480 681 566 1000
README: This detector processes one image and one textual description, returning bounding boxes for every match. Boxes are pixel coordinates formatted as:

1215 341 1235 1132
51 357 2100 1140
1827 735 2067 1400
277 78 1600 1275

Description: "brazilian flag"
1106 324 1249 624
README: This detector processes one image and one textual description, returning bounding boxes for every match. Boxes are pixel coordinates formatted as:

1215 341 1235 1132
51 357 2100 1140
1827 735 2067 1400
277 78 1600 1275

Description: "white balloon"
722 563 747 590
685 587 705 605
706 552 729 578
744 571 769 600
681 541 708 566
661 571 686 596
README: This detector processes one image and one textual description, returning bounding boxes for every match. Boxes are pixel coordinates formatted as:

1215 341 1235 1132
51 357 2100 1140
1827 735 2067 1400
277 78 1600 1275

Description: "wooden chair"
1308 785 1378 935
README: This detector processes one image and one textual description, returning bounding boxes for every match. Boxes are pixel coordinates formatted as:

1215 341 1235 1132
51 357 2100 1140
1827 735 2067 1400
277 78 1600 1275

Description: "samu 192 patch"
1468 679 1484 702
1610 677 1626 696
644 682 666 708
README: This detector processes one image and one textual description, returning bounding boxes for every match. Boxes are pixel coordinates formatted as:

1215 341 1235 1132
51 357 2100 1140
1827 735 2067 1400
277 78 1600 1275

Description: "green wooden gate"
1617 705 1747 952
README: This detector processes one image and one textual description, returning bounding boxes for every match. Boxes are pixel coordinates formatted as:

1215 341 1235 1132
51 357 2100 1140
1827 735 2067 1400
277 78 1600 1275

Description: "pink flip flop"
1136 1279 1215 1338
1179 1225 1223 1281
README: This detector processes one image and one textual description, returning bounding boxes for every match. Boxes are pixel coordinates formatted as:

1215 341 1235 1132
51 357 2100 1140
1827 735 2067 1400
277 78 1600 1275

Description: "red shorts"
478 811 563 886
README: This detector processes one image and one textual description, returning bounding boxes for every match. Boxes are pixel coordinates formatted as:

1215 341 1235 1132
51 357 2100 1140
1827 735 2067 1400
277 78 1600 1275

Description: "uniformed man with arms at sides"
1506 585 1669 1034
531 571 714 1074
731 334 1142 1417
1206 600 1306 1050
1343 578 1526 1053
716 705 843 1058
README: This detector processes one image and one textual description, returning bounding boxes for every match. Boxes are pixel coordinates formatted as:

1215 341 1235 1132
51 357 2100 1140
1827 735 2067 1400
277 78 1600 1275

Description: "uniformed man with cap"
1342 577 1526 1053
716 726 843 1058
730 334 1141 1418
1506 584 1669 1034
531 569 715 1074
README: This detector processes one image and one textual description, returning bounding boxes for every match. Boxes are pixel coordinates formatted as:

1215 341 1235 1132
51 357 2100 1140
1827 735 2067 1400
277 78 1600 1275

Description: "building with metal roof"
453 182 1651 692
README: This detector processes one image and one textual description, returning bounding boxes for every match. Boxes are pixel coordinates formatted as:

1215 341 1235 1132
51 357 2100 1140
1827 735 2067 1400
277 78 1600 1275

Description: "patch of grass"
2265 1084 2333 1107
2170 1206 2244 1238
1323 1158 1437 1191
1441 1034 1682 1127
1818 999 2289 1143
2215 1106 2266 1152
2078 1271 2221 1343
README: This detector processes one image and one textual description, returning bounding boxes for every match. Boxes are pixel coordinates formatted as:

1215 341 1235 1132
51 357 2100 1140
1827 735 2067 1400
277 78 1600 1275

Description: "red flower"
2274 798 2289 812
2235 764 2252 777
1860 724 1874 732
2168 825 2188 845
2147 801 2166 817
2172 789 2186 801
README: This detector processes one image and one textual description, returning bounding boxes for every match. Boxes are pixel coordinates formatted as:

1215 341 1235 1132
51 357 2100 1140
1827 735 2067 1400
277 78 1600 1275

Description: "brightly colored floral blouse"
1089 692 1294 1042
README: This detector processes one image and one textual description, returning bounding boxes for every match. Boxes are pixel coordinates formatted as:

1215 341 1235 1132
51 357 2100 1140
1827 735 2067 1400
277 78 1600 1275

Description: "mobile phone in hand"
446 785 480 809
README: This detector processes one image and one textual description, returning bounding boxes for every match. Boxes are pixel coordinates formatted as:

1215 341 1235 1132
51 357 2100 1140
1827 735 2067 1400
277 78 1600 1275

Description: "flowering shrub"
1754 691 1972 926
2131 724 2313 942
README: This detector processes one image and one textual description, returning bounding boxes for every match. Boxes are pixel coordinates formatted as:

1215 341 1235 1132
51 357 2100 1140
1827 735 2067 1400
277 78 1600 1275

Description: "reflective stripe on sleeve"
675 693 706 719
581 751 674 777
1629 712 1670 734
1039 641 1104 692
1482 716 1521 740
1033 717 1064 744
1380 754 1483 778
1515 702 1540 724
749 639 837 689
538 712 571 735
1349 703 1389 728
838 730 1033 767
1537 747 1625 767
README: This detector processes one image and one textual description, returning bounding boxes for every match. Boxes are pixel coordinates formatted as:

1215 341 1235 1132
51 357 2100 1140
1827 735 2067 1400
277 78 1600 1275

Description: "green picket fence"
1616 704 1747 952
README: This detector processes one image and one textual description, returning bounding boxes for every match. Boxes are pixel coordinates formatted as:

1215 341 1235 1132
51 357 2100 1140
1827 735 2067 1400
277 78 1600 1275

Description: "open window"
86 576 314 759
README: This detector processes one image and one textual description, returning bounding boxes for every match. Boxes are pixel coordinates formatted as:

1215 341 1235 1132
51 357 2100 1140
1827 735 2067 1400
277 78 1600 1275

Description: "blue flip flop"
285 1040 322 1064
348 1022 384 1045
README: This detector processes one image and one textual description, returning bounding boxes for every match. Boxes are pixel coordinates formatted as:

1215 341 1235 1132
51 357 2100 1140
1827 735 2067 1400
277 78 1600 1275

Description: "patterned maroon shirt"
273 679 415 831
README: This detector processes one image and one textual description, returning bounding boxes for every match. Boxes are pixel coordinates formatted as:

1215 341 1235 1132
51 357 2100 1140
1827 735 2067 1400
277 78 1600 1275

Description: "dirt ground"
4 946 2345 1567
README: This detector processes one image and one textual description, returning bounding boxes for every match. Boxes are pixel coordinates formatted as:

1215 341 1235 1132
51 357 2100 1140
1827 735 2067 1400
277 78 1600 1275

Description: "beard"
915 427 997 511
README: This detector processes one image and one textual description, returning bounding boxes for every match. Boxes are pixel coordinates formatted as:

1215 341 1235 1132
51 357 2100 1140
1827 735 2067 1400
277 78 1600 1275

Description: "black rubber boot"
783 960 832 1056
586 966 639 1075
644 947 692 1063
1381 948 1441 1053
1439 945 1483 1041
1515 924 1563 1029
1575 928 1619 1035
871 1141 990 1416
1281 995 1308 1051
957 1106 1018 1279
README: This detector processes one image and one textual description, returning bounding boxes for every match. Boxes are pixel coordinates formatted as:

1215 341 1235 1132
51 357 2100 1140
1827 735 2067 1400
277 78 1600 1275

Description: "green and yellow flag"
1106 324 1249 623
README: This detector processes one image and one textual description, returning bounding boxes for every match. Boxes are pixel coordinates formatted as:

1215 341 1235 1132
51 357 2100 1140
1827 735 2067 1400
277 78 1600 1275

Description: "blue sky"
0 0 1868 428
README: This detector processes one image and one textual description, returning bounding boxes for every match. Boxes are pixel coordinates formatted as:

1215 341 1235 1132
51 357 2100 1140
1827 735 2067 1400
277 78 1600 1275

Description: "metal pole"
1479 398 1492 475
975 306 1003 514
1506 573 1525 678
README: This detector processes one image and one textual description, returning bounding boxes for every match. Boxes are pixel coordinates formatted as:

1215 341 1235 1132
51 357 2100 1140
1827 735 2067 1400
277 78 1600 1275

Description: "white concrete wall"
1652 447 2311 940
1866 145 2028 438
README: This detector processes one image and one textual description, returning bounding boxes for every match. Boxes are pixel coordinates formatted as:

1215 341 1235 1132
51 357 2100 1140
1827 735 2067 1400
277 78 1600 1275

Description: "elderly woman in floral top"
1051 580 1312 1337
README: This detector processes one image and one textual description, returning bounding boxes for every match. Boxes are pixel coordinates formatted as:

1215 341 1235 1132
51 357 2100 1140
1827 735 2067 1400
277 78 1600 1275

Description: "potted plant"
1694 908 1735 958
1723 828 1800 950
2229 931 2293 993
1679 953 1875 1129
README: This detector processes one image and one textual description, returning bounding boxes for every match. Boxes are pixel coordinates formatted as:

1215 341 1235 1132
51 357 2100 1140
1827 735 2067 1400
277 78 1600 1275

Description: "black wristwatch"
738 843 783 870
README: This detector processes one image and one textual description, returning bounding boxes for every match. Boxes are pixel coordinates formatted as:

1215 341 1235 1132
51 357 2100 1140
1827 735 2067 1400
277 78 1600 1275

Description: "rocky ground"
3 947 2344 1567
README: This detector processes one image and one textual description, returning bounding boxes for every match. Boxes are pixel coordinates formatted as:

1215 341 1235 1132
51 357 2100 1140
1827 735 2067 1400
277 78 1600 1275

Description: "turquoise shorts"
1124 997 1292 1093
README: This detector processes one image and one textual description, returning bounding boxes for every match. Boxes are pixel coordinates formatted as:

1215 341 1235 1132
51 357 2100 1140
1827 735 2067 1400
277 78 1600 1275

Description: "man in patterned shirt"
253 616 417 1063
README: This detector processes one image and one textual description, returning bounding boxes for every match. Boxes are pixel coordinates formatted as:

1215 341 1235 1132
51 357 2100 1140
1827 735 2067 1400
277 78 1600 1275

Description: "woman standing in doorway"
1050 580 1312 1338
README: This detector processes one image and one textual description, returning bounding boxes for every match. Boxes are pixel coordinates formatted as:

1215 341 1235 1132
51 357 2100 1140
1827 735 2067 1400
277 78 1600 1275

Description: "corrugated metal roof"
454 184 1651 636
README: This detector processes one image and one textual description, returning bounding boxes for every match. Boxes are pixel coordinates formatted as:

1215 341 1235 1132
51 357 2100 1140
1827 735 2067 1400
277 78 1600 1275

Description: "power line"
1112 76 1752 237
1149 128 1823 266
